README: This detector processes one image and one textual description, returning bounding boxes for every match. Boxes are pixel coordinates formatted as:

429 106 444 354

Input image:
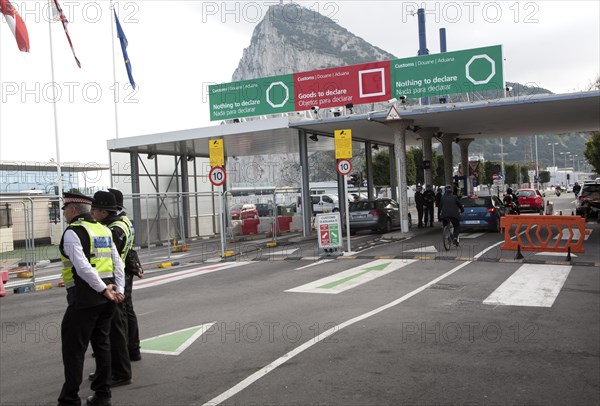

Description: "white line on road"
483 263 571 307
201 241 504 406
133 262 248 290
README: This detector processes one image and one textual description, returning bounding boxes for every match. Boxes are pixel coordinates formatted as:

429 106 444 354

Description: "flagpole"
110 0 120 139
47 0 64 229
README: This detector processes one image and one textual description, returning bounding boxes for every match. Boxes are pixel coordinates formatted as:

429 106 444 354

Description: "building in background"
0 161 110 195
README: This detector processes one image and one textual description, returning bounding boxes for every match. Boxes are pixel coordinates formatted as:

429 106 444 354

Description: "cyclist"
440 185 464 246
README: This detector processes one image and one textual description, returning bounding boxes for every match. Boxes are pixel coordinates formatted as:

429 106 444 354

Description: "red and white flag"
51 0 81 68
0 0 30 52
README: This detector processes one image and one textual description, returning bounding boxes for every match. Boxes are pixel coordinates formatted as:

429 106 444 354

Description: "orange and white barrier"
500 215 590 254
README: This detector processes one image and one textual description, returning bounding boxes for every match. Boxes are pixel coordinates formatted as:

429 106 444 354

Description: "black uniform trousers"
58 301 116 405
424 203 434 225
124 273 141 357
416 203 424 226
110 302 132 380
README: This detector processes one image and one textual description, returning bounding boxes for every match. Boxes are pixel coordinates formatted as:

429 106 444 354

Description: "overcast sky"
1 1 599 172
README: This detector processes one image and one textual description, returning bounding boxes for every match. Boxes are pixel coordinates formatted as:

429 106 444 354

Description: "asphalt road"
1 192 598 406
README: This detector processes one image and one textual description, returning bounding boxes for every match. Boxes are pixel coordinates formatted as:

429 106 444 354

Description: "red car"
230 204 258 220
515 188 545 214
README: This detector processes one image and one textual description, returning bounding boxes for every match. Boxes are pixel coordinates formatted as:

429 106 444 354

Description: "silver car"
348 198 401 234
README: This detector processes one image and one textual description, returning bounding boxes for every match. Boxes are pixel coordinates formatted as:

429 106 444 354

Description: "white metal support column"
440 133 457 187
386 120 412 233
420 127 438 187
457 138 474 195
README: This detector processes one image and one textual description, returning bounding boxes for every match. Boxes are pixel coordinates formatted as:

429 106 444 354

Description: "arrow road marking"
141 323 215 356
286 259 415 294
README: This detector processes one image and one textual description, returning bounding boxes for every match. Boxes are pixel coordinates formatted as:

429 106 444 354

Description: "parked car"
576 182 600 219
347 198 401 234
230 203 258 220
515 188 545 213
459 195 506 232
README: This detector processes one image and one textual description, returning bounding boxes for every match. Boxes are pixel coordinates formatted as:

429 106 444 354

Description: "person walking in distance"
57 192 125 406
108 188 143 361
89 191 133 388
435 187 443 221
415 185 425 228
440 185 464 246
423 185 436 227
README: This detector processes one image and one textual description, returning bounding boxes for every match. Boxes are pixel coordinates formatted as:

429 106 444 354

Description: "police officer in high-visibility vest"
88 191 132 388
108 188 142 361
57 192 125 406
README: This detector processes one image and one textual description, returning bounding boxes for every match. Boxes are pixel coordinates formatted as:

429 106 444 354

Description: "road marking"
133 262 248 290
460 232 485 239
483 264 571 307
294 259 335 270
268 248 299 256
158 253 190 259
141 323 215 356
202 240 504 406
535 251 578 257
406 245 438 253
286 259 415 294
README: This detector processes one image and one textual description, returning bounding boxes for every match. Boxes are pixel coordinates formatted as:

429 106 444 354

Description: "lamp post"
548 142 559 185
571 154 578 171
560 152 570 169
548 142 558 167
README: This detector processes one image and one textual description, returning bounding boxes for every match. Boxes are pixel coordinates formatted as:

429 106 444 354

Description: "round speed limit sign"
336 159 352 176
208 166 226 186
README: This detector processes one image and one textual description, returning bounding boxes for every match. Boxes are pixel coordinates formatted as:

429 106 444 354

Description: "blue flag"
114 10 135 89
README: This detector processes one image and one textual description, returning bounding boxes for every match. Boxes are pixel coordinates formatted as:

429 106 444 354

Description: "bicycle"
442 218 459 251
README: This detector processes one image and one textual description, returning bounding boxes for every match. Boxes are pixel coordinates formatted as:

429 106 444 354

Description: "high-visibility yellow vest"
61 220 114 288
109 218 133 261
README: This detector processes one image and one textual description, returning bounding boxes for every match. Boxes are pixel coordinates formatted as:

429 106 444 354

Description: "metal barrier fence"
0 191 305 277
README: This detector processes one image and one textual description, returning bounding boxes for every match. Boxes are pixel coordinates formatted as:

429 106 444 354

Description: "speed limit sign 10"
336 159 352 176
209 166 226 186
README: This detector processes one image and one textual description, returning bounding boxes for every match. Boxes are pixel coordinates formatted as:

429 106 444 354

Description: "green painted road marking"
286 259 416 294
318 263 391 289
140 323 215 356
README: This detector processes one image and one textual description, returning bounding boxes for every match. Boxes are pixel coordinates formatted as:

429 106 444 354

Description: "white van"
310 194 339 213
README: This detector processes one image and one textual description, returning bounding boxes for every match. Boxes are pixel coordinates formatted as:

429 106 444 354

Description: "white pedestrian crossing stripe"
286 259 415 294
406 245 438 253
483 264 571 307
534 251 577 257
460 232 485 239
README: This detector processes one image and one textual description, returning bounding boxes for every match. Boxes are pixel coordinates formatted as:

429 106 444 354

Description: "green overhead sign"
391 45 503 99
208 45 503 120
209 74 294 121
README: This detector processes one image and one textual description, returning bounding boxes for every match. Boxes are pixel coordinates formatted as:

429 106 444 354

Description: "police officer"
108 188 142 361
573 182 581 196
89 191 132 388
422 185 436 227
57 192 125 406
415 185 425 228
